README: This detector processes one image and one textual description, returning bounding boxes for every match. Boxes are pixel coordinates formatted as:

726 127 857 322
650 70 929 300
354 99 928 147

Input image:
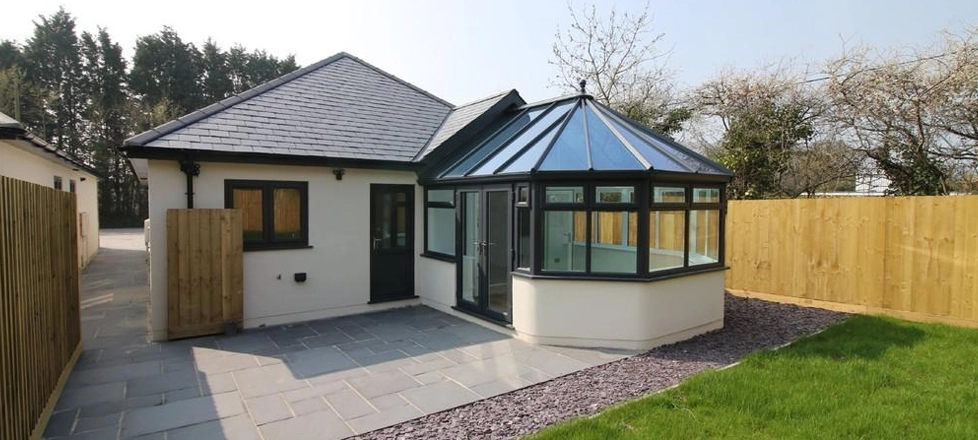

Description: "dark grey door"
457 187 512 322
370 184 415 303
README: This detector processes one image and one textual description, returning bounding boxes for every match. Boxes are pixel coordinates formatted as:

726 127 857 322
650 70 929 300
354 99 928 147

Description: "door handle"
373 238 382 249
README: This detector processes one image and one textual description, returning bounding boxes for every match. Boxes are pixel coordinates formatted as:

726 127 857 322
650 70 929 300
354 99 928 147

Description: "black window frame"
224 179 309 251
53 176 63 190
538 181 643 276
648 183 725 277
69 179 76 193
423 186 457 261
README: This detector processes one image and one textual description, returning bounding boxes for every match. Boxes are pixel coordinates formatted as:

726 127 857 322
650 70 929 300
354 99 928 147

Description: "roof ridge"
124 52 352 147
451 89 515 109
339 52 454 109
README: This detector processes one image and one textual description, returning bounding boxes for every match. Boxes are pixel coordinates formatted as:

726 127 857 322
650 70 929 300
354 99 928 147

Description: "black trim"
451 306 515 329
368 295 420 305
420 252 455 263
511 264 728 282
124 147 420 171
224 179 310 251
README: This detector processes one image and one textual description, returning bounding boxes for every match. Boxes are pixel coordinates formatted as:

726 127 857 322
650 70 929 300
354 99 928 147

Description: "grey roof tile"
414 90 515 161
125 52 453 163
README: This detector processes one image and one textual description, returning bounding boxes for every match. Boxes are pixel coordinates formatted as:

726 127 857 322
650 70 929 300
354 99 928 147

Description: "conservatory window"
591 211 638 273
542 211 586 272
689 210 720 265
649 210 686 272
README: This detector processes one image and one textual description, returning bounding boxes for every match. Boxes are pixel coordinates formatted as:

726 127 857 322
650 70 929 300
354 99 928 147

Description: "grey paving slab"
73 412 121 435
121 392 245 438
399 379 481 414
165 414 260 440
245 394 293 425
347 370 423 399
233 364 308 399
43 408 77 437
259 411 353 440
469 375 531 398
289 397 330 416
324 389 375 420
54 230 634 440
347 404 423 435
57 381 126 409
126 369 198 397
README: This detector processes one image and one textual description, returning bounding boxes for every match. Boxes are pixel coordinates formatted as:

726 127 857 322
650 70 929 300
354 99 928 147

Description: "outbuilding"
124 53 731 349
1 112 100 267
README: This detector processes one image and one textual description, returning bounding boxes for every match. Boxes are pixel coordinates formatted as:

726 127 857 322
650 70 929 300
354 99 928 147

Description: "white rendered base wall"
511 271 725 350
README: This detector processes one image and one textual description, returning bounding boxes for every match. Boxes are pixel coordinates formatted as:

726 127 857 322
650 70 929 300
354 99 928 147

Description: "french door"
457 187 512 322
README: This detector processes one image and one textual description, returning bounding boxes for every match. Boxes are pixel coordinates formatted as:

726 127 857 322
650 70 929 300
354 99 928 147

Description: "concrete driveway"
45 229 632 440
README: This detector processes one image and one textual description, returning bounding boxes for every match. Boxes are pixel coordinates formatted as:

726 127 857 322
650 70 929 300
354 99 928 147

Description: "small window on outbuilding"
425 188 455 257
225 180 308 250
53 176 63 190
69 179 76 193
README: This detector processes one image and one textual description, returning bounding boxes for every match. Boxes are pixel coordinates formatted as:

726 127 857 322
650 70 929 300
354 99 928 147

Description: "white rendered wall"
511 271 725 350
0 139 100 267
146 160 420 340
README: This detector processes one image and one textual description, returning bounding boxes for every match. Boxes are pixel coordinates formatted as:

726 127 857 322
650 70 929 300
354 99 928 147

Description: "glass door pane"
460 192 480 304
486 191 511 317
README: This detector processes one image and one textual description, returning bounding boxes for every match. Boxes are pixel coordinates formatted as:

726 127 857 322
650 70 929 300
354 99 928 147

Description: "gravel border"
354 294 848 440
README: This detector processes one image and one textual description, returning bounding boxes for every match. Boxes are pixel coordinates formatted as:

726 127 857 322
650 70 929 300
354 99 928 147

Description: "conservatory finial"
579 79 587 94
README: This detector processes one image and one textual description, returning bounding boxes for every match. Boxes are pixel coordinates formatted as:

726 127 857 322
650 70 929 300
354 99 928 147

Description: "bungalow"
123 53 731 349
1 112 100 268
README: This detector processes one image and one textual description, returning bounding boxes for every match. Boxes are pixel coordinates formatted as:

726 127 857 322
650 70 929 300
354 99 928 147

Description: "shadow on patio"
46 229 631 440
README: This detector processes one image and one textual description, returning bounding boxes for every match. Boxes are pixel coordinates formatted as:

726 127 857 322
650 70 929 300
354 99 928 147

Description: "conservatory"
419 91 734 350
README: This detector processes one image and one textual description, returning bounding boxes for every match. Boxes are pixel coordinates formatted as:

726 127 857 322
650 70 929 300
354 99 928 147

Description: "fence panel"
166 209 243 340
726 196 978 327
0 176 81 440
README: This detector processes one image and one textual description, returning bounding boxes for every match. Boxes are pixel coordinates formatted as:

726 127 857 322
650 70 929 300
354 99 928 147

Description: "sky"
2 0 977 105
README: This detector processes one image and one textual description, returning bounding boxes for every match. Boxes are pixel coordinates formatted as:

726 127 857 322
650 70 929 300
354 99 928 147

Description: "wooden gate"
166 209 244 339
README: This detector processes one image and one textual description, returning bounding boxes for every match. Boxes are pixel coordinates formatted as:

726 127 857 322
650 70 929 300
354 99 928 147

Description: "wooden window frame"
224 179 309 251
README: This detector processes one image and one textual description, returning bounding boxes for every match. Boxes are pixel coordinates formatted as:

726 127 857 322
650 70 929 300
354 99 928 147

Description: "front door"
370 184 415 303
458 187 512 322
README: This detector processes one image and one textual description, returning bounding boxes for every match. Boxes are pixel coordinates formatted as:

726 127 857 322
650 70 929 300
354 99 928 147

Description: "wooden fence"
0 176 81 440
726 196 978 327
166 209 244 340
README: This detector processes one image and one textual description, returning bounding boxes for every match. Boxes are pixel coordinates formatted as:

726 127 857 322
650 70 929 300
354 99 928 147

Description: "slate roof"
0 112 99 176
414 90 515 161
124 53 454 162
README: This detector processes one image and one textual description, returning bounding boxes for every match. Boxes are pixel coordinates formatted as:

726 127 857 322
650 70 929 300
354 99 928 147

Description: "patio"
46 230 633 440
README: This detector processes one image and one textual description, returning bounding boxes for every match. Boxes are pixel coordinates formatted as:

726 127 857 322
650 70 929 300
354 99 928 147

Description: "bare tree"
689 66 860 198
551 2 686 134
823 27 978 195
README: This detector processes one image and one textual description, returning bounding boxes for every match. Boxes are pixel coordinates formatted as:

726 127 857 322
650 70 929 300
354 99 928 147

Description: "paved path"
45 229 632 440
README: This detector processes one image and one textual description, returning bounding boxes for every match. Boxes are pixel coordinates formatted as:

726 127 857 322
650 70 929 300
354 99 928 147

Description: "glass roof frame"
428 94 733 183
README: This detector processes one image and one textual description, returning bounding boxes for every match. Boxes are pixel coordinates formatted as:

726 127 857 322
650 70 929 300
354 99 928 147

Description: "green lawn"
528 315 978 440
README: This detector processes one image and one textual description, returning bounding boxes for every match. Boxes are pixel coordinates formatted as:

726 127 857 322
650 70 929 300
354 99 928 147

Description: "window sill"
243 244 314 252
451 306 515 329
512 265 728 283
420 252 456 263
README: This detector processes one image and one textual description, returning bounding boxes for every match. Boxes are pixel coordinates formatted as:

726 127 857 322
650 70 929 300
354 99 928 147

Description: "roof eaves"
123 52 353 148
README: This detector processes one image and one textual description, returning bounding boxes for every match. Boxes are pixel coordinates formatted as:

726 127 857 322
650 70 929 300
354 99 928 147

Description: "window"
53 176 63 190
515 185 531 269
425 188 455 257
649 185 724 272
542 183 638 274
69 179 76 193
225 180 308 250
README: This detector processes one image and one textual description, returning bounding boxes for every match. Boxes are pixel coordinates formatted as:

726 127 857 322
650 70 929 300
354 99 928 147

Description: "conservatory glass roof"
434 95 731 179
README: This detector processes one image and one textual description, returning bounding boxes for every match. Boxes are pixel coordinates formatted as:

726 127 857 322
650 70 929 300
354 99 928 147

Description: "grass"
527 315 978 440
